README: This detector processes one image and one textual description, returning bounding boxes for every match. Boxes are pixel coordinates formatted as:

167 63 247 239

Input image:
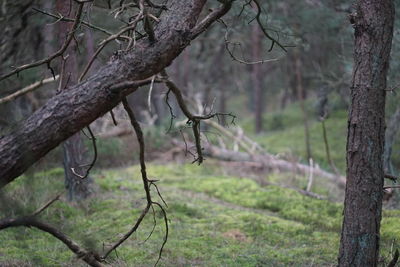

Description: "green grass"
1 164 400 266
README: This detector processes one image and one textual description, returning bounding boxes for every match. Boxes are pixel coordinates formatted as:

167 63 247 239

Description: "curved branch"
0 217 105 267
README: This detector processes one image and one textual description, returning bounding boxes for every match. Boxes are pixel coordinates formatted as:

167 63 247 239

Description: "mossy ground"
1 99 400 266
1 163 400 266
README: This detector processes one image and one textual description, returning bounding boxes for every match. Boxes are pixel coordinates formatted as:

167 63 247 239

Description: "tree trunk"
252 24 263 134
338 1 394 266
56 1 91 201
294 49 312 161
0 0 220 188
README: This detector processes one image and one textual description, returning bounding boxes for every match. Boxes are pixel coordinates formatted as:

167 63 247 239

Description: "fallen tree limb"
172 139 346 187
0 0 233 188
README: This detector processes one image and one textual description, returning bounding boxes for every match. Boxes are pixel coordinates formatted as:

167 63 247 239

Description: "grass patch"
1 163 399 266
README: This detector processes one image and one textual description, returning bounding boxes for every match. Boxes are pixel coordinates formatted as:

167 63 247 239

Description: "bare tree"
338 0 395 266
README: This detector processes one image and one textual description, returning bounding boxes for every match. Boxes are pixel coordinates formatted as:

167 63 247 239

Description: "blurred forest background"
1 0 400 266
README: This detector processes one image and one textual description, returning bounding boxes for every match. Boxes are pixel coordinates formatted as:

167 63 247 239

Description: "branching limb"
104 97 169 267
0 217 104 267
222 20 280 65
251 0 289 52
161 70 235 164
0 193 105 267
79 3 146 81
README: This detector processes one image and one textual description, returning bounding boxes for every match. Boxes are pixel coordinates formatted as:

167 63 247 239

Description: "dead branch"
0 217 105 267
78 8 145 82
0 193 105 267
172 139 346 187
0 75 59 105
162 71 235 164
32 7 118 37
251 0 289 52
32 193 63 216
103 98 169 266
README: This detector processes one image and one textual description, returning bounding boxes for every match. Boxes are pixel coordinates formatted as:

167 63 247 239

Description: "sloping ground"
0 163 399 266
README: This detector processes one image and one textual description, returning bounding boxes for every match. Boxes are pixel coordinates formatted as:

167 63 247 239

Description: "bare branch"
32 192 63 217
33 7 117 37
103 97 153 259
0 75 59 105
0 217 104 267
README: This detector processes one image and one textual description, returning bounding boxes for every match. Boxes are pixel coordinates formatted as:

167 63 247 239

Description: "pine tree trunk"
338 1 394 266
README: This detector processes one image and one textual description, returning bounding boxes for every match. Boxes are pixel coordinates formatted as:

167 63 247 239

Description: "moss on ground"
0 163 399 266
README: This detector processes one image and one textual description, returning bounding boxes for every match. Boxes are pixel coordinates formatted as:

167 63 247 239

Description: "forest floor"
2 99 400 266
1 161 400 267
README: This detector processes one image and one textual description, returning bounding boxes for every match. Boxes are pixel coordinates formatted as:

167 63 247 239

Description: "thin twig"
32 192 63 217
0 75 59 105
33 7 118 37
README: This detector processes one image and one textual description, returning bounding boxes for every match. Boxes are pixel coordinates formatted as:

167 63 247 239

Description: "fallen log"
172 139 346 187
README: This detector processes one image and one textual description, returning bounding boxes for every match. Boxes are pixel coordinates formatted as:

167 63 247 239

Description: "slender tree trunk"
338 1 394 266
57 1 91 201
294 49 312 161
252 24 263 134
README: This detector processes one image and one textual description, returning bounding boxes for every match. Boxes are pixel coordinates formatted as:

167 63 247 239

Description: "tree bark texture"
338 1 394 266
0 0 215 188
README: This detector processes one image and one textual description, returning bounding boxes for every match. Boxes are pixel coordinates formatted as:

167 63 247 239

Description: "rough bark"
0 0 218 188
338 1 394 266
